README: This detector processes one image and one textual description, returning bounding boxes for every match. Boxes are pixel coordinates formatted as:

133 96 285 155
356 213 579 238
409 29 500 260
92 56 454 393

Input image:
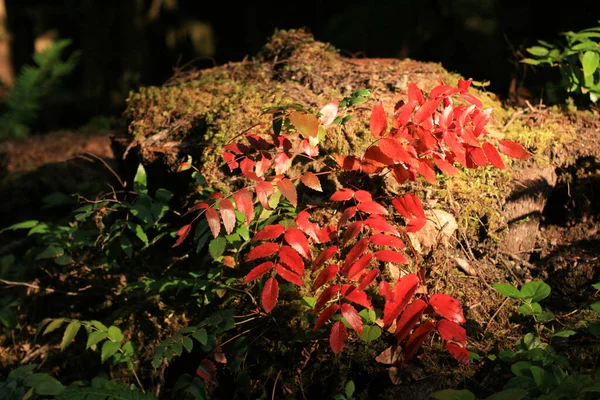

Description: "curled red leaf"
173 224 192 247
395 299 427 342
341 303 363 334
445 342 470 365
234 188 254 225
370 100 388 138
314 304 339 330
403 321 436 365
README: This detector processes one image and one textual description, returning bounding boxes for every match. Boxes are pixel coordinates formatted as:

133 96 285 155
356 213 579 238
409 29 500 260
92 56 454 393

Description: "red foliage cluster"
177 79 530 366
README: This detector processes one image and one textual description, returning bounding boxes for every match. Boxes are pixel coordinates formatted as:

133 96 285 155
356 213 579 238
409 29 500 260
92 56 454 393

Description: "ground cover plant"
0 72 540 400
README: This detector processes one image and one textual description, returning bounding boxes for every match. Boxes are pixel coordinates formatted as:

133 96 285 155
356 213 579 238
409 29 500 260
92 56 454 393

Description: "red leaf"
437 319 467 345
394 100 418 127
205 207 221 238
253 224 285 241
296 211 321 243
255 154 272 177
274 152 292 175
315 284 340 312
433 155 458 176
430 84 459 99
301 139 319 157
357 201 388 215
319 102 339 126
346 253 374 280
357 269 379 291
256 182 274 210
341 285 373 309
284 227 311 259
277 178 298 208
261 277 279 312
196 359 216 382
482 142 505 170
341 303 363 334
234 188 254 225
219 199 236 235
278 245 304 275
365 215 400 236
243 261 275 284
370 234 405 249
223 143 247 154
395 299 427 342
354 190 373 203
313 246 338 270
379 137 413 164
330 188 354 202
370 100 388 138
276 263 303 286
414 98 441 124
392 194 426 233
498 140 530 159
314 304 339 330
418 159 437 183
468 147 489 167
246 242 279 261
335 155 361 171
313 264 339 290
445 342 470 365
363 146 394 168
301 172 322 192
374 250 408 264
460 92 483 108
342 221 363 245
173 224 192 247
429 294 466 324
408 83 425 104
382 273 420 325
402 321 436 365
289 111 319 138
330 320 348 353
342 238 370 270
338 206 357 229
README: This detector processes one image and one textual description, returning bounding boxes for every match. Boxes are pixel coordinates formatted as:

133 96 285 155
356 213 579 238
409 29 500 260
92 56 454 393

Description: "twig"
272 370 282 400
0 278 78 296
484 297 510 334
74 153 125 188
502 109 525 132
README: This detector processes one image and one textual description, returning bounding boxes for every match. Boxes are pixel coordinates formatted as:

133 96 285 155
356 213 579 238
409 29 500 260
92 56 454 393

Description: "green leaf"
511 361 533 377
359 325 381 342
236 224 250 241
132 224 149 246
0 220 39 233
91 320 108 331
493 283 523 299
134 164 147 194
43 318 65 335
587 323 600 337
518 302 542 316
527 46 550 57
35 245 64 260
520 281 551 302
119 235 133 258
107 326 123 342
302 296 316 309
101 340 121 362
485 388 527 400
23 373 64 395
345 380 355 398
182 337 194 353
60 321 81 351
521 58 541 65
121 341 135 356
359 308 376 323
192 328 208 345
54 254 71 266
155 188 173 203
430 389 476 400
529 365 545 387
537 312 555 322
209 237 227 260
591 301 600 313
553 330 577 338
592 282 600 290
86 331 108 349
581 50 600 76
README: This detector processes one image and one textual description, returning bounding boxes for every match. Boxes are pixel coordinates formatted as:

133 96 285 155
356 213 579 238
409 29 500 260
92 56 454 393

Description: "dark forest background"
4 0 600 132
